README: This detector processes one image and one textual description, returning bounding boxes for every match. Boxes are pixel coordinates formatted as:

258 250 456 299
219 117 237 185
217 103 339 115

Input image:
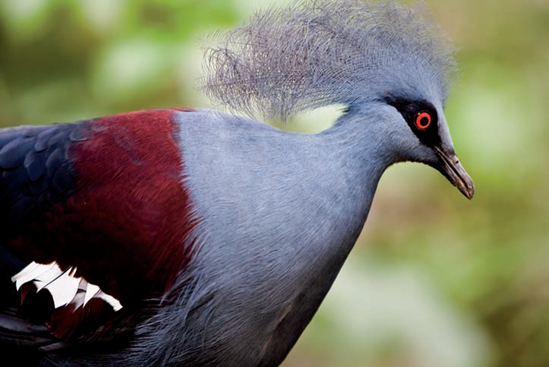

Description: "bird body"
0 1 474 366
0 107 386 366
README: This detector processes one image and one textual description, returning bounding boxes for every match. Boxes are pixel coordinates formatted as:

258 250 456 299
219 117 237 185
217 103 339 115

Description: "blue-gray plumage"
0 0 474 366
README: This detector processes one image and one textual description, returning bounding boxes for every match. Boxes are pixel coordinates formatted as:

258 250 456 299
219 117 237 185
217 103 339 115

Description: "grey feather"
200 0 456 122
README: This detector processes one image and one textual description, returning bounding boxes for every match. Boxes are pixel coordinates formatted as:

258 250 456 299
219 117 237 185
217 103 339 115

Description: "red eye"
415 112 431 130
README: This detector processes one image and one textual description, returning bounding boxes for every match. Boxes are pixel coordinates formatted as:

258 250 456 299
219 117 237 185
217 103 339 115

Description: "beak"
432 146 475 199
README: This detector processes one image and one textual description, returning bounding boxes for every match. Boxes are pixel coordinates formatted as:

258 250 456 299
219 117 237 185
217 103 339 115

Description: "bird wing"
0 109 198 346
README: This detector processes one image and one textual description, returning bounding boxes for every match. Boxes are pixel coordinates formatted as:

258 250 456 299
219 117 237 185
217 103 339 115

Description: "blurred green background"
0 0 547 366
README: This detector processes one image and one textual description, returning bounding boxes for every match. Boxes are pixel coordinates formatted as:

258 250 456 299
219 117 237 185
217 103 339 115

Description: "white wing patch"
11 261 123 312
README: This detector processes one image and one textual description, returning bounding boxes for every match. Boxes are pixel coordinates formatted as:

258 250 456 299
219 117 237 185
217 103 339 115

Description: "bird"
0 0 474 366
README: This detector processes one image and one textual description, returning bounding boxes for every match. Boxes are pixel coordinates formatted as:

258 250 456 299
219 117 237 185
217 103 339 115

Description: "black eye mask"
384 95 441 147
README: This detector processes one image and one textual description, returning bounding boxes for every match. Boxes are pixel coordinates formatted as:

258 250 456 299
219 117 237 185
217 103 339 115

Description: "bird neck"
297 109 396 276
321 108 396 222
230 110 398 365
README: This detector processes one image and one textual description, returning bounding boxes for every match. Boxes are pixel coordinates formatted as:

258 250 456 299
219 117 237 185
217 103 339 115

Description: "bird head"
377 94 474 199
200 0 474 199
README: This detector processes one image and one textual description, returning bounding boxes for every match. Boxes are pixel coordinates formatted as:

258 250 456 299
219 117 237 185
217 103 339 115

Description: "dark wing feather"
0 123 95 352
0 124 82 230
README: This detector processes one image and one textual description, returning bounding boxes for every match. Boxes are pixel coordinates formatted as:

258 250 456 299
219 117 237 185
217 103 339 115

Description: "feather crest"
200 0 456 121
